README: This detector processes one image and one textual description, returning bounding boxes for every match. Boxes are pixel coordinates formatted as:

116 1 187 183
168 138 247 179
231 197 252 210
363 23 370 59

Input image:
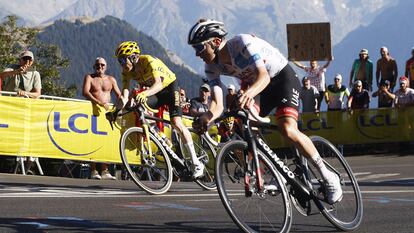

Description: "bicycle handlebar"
105 100 164 130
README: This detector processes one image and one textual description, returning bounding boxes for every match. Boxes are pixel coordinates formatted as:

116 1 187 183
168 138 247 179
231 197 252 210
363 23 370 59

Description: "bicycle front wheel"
120 127 173 195
308 136 363 231
216 140 292 233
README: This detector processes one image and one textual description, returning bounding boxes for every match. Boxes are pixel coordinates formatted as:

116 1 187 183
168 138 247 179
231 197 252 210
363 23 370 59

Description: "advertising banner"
1 96 413 162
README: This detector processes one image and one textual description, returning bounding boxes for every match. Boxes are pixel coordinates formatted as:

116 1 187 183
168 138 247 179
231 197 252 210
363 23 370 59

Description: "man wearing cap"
300 76 319 113
372 80 393 108
405 47 414 89
0 50 41 98
349 49 373 91
325 74 350 111
391 76 414 108
347 80 370 110
189 84 210 117
376 46 398 91
225 84 237 111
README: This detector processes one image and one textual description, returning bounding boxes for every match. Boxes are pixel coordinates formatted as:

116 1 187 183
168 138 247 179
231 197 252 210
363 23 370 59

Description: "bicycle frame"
220 109 323 205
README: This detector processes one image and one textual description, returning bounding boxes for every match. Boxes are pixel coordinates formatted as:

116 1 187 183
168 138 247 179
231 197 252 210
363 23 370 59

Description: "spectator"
349 49 373 91
0 50 41 98
300 76 319 113
179 88 190 115
405 47 414 89
292 59 331 110
189 84 210 117
0 50 41 174
391 76 414 109
347 80 370 110
376 46 398 91
82 57 121 180
325 74 350 111
372 80 394 108
226 84 238 111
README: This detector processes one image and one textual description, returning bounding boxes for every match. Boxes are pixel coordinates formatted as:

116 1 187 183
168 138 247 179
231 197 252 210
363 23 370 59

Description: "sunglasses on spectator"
356 85 362 87
95 63 106 67
334 78 340 81
21 56 33 61
117 56 128 66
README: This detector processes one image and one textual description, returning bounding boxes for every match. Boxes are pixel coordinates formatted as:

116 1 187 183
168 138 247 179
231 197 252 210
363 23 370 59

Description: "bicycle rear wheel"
120 127 173 195
216 140 292 233
180 131 217 190
307 136 363 231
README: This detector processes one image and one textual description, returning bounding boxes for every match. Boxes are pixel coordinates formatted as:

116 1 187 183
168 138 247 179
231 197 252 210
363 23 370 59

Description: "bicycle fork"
244 129 264 197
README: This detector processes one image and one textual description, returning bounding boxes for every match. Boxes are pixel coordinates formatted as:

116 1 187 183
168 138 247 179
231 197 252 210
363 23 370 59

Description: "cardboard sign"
287 22 332 61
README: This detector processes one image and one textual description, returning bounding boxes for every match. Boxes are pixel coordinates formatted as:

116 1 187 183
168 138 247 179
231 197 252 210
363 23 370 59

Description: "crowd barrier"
0 94 413 164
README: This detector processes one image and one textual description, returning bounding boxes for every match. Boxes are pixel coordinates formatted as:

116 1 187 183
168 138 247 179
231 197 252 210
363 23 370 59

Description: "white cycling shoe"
193 163 205 179
325 173 343 204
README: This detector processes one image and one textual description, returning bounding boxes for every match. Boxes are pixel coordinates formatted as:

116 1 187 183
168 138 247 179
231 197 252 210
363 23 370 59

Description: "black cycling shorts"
146 80 183 118
259 64 300 120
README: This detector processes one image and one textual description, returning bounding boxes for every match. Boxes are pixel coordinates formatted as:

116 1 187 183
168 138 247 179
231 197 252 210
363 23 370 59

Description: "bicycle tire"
179 133 217 190
307 136 363 231
120 127 173 195
216 140 292 233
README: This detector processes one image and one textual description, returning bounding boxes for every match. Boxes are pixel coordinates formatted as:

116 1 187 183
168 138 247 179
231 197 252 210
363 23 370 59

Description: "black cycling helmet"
188 19 228 45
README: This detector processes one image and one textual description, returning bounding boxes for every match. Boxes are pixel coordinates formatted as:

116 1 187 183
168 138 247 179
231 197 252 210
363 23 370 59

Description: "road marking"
357 173 400 181
119 202 200 211
1 190 414 198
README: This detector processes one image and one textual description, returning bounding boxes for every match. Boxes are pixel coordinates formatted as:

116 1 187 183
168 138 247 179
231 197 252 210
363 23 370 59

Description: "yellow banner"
1 95 413 163
262 108 414 147
0 96 135 163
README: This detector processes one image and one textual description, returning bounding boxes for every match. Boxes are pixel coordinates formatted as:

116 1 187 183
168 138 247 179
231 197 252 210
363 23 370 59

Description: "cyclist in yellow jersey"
115 41 205 178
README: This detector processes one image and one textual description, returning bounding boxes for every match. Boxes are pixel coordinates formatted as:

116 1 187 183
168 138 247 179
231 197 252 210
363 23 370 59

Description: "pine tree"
0 15 76 98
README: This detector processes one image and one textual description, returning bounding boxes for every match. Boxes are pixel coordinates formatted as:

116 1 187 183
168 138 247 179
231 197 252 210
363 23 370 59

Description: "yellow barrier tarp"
0 96 135 163
1 95 413 163
262 108 414 147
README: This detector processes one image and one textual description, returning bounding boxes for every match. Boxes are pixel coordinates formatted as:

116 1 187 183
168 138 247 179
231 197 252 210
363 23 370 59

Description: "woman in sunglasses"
188 19 342 204
114 41 205 179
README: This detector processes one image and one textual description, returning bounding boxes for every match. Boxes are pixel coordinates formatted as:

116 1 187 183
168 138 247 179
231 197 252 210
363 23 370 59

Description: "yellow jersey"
121 55 176 90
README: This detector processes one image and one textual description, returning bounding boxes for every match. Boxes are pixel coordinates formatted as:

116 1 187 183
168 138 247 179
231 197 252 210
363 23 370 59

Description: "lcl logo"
47 107 107 156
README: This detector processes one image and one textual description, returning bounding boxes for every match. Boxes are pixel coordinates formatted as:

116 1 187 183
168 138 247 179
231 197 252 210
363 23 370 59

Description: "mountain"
1 0 397 77
37 16 204 98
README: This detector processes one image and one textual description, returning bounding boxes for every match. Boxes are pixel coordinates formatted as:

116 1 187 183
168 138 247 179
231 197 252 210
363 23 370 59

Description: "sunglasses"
356 85 362 88
95 63 106 67
117 56 128 66
192 39 213 54
22 56 33 61
192 42 207 54
334 78 340 81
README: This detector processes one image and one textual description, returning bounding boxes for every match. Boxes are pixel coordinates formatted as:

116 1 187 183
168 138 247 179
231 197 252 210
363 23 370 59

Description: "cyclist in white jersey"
188 19 342 204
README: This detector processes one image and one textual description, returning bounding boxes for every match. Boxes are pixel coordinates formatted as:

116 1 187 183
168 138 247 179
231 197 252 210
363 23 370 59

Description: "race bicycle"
214 109 363 232
106 102 217 195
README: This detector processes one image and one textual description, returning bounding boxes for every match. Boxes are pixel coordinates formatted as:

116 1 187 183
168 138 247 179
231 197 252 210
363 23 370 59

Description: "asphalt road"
0 154 413 233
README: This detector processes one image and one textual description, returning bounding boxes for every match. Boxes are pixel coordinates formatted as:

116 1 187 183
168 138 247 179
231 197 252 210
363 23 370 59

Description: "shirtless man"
376 47 398 92
82 57 121 180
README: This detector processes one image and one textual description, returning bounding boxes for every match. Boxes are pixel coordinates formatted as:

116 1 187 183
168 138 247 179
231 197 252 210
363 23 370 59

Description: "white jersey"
205 34 288 86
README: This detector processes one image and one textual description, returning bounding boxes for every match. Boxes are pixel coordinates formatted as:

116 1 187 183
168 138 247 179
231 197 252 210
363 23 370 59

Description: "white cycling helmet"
188 19 228 45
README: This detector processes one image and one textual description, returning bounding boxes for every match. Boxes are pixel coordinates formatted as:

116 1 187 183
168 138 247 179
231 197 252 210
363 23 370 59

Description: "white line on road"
1 190 414 198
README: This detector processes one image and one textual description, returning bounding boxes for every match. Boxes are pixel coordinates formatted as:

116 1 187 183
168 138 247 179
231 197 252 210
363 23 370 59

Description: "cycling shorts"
146 80 182 118
259 64 300 120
